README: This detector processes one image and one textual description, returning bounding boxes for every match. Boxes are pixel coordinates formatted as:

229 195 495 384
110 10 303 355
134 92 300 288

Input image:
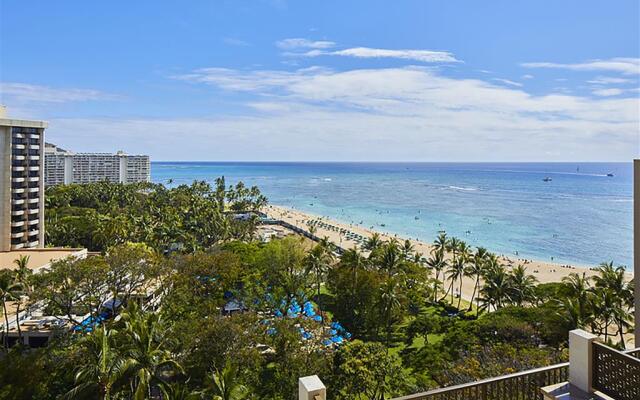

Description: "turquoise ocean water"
152 162 633 268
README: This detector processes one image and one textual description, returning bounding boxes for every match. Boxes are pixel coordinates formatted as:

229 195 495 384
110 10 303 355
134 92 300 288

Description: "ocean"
152 162 633 268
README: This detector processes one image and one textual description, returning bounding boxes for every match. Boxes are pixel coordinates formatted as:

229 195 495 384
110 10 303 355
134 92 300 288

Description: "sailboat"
543 177 552 182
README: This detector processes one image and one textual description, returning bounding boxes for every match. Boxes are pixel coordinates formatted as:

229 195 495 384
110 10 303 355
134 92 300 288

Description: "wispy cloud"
492 78 523 87
300 46 461 63
587 76 632 85
592 88 624 97
276 38 335 50
145 65 640 160
522 58 640 75
223 37 250 47
0 82 120 104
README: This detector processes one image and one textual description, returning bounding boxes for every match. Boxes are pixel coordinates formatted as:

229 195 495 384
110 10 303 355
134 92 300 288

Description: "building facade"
0 111 47 251
44 143 150 186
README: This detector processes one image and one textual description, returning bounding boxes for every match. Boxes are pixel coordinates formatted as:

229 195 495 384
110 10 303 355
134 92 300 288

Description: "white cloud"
522 58 640 75
300 46 460 63
492 78 523 87
587 76 632 85
0 82 120 104
592 88 624 97
521 74 534 80
276 38 335 50
74 65 638 161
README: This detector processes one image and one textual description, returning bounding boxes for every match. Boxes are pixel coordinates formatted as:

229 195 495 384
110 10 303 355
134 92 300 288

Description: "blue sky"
1 0 639 161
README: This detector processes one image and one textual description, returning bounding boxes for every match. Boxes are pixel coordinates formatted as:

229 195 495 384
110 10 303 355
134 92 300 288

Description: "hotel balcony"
13 177 25 183
11 210 25 217
28 209 39 215
28 165 40 171
13 155 25 161
13 188 25 194
28 187 39 193
29 144 39 150
13 133 25 139
29 133 39 139
11 243 25 250
27 229 39 237
12 198 25 205
12 165 25 172
11 232 25 239
28 176 39 182
28 219 39 226
301 330 639 400
27 240 39 247
27 198 39 204
11 220 25 228
13 144 26 150
29 155 40 161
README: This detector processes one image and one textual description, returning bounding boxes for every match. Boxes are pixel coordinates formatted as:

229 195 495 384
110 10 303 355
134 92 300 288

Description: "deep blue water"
152 162 633 268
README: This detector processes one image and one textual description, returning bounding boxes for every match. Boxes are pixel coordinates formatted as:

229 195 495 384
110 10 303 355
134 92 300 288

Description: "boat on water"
606 173 614 177
543 177 552 182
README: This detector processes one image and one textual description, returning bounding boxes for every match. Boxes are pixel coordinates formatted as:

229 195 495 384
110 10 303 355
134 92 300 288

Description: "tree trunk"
15 303 22 345
2 300 9 349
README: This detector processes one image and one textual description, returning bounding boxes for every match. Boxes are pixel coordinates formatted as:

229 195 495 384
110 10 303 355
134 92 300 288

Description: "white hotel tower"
0 107 46 251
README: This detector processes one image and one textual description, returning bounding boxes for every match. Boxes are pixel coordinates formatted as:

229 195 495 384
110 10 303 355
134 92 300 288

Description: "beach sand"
265 204 634 302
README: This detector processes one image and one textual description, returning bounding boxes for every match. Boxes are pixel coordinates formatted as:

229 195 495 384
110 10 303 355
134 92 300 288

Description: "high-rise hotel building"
44 143 150 186
0 108 46 251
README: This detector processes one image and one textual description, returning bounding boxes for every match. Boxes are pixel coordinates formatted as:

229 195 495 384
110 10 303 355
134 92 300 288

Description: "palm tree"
12 256 31 345
364 232 383 253
210 361 249 400
467 247 488 314
507 265 538 307
63 327 128 400
401 240 414 260
0 271 23 349
479 259 511 311
119 306 184 399
305 243 334 317
431 232 448 256
379 278 402 349
562 272 591 328
592 262 633 347
426 250 447 303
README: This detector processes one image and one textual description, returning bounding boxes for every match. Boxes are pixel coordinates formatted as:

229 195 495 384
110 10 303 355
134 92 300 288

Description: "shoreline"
265 204 634 303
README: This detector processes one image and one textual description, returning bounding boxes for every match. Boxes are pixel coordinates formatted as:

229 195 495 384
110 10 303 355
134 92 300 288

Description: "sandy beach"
265 204 634 304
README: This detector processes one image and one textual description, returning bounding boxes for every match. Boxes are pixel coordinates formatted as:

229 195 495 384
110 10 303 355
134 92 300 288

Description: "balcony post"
299 375 326 400
634 159 639 348
568 329 597 393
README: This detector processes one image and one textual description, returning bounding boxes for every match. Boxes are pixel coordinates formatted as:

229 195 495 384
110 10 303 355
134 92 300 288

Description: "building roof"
0 117 48 129
0 248 87 272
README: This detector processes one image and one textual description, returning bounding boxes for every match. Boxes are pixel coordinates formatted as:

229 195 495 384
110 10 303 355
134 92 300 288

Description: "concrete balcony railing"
11 221 25 228
13 177 25 183
27 229 39 237
11 243 25 250
13 188 25 194
29 133 39 139
12 199 25 205
13 155 26 161
28 165 39 171
28 198 39 204
29 155 40 161
11 232 25 239
28 176 39 182
27 240 39 247
11 210 25 216
29 144 39 150
12 166 25 172
13 133 25 139
28 187 39 193
28 209 39 215
13 144 25 150
28 219 39 225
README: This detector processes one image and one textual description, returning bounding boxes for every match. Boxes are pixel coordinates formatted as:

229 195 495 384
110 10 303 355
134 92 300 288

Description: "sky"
1 0 639 161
